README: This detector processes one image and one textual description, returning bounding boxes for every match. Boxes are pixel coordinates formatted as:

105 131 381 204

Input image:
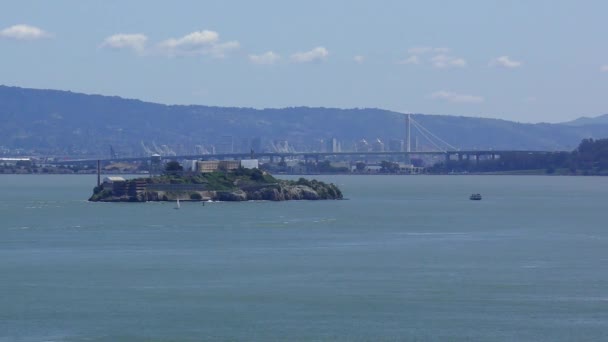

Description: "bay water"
1 175 607 341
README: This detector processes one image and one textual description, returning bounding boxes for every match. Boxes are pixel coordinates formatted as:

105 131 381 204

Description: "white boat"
174 198 181 209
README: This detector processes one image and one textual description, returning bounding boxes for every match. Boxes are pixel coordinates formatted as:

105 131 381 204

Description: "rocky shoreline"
88 170 343 202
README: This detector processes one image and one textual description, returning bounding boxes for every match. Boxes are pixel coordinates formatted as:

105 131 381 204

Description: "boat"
174 198 181 209
469 193 482 200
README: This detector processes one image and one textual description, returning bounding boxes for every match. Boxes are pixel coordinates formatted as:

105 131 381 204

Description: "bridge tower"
405 114 411 153
405 114 411 164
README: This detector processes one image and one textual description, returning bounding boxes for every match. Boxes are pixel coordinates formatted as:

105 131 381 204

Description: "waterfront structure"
0 157 32 166
399 163 424 174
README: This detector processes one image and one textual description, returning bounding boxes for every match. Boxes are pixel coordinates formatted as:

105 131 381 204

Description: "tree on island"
165 161 183 174
429 138 608 175
380 160 400 173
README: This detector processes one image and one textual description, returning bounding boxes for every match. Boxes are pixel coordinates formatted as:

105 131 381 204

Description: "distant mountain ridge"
1 85 607 157
562 114 608 126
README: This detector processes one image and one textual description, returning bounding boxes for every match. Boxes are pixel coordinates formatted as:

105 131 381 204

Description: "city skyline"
2 1 608 123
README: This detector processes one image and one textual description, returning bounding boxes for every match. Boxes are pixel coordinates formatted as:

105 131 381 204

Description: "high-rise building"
236 138 250 153
215 136 234 154
325 138 341 153
251 137 262 153
356 139 369 152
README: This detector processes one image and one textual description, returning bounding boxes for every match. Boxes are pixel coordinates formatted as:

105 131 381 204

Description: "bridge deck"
50 150 563 165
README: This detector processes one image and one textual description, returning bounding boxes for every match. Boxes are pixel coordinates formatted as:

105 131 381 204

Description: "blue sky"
1 0 607 123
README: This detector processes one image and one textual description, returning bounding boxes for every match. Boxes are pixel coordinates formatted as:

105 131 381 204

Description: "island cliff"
89 168 342 202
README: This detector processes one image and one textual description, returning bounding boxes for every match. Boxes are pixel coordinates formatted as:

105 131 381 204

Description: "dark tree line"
430 138 608 175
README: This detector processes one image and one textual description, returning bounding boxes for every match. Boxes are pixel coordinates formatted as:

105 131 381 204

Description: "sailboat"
174 198 181 209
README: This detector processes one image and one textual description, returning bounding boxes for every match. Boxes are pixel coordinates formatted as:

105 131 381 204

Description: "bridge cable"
410 117 458 151
410 120 447 152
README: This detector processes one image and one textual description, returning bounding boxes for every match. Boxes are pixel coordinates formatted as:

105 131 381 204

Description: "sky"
1 0 607 123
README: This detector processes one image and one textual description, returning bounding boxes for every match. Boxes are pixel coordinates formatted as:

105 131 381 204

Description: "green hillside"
1 85 607 156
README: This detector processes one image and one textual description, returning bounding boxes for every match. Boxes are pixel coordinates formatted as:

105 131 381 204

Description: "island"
89 166 343 202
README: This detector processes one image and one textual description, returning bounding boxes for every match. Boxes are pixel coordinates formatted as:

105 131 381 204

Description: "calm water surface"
1 175 607 341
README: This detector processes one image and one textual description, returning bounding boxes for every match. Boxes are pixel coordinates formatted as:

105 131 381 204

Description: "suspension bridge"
50 114 560 166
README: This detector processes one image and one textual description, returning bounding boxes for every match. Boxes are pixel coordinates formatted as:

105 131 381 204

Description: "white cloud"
100 33 148 53
398 55 419 65
490 56 522 68
600 65 608 72
157 30 238 58
431 90 484 104
207 40 240 58
249 51 281 65
0 24 51 40
430 54 466 68
402 46 462 67
353 55 365 64
291 46 329 63
160 30 218 50
407 46 450 55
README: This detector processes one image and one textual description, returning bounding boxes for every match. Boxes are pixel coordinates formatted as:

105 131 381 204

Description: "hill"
1 85 607 156
561 114 608 127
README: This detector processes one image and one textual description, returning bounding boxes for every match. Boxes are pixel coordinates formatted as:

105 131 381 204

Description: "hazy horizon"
2 1 608 123
2 83 603 126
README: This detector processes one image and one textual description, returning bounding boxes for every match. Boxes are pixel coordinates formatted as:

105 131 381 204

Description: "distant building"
356 139 369 152
102 176 126 184
219 160 240 171
0 157 31 166
102 176 126 193
398 163 424 174
150 154 162 176
194 145 206 154
389 139 404 152
182 160 198 172
349 163 424 174
195 159 258 173
330 161 349 169
315 139 325 152
326 138 341 153
101 176 146 196
371 138 384 152
196 160 221 173
216 136 234 154
365 165 383 172
251 137 262 154
286 160 306 173
238 138 250 153
240 159 259 169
